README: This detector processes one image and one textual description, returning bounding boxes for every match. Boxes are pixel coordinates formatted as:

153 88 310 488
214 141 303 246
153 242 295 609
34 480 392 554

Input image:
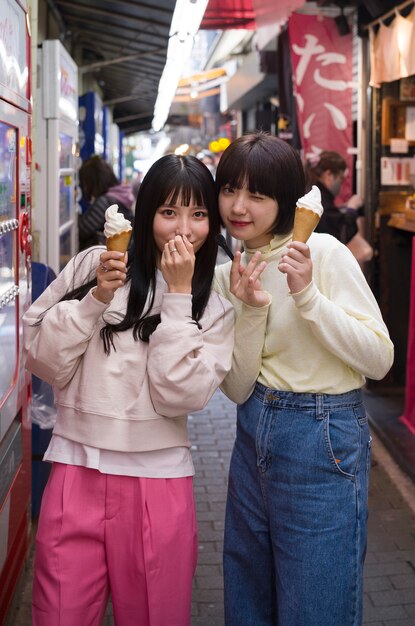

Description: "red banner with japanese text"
288 13 354 203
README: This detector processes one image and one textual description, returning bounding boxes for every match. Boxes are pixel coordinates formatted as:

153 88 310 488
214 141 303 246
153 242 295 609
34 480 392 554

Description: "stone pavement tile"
196 551 223 566
365 561 415 577
362 601 409 621
384 614 415 624
369 589 415 606
371 550 415 564
364 576 395 592
375 622 415 626
389 574 415 589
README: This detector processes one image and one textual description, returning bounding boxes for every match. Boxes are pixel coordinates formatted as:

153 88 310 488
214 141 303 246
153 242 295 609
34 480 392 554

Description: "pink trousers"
32 463 197 626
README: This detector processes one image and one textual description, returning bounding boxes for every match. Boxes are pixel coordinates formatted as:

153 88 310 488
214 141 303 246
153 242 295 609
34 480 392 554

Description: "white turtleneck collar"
244 232 293 261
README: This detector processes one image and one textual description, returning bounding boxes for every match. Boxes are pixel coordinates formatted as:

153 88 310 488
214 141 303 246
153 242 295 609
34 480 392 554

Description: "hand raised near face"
93 251 128 304
346 194 363 210
230 251 270 307
161 235 195 294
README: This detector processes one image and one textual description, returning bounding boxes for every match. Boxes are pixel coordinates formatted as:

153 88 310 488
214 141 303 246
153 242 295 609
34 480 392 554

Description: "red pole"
400 236 415 434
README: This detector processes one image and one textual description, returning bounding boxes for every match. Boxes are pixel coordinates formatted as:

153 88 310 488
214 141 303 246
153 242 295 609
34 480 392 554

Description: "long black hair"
215 132 305 235
62 154 220 353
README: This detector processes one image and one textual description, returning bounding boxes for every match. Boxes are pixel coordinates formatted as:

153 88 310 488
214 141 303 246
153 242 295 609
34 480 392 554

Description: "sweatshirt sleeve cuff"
76 288 110 328
160 293 193 322
290 280 318 308
242 291 272 313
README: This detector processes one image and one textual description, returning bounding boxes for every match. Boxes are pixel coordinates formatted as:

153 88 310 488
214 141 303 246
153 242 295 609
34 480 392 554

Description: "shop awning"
174 68 228 102
201 0 256 30
52 0 176 135
200 0 305 48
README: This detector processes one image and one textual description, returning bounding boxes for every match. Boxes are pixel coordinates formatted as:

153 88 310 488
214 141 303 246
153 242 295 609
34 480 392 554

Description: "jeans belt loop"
265 390 274 403
316 393 324 420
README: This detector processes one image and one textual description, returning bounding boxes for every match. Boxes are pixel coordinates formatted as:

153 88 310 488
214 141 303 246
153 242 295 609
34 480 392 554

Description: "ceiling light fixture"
151 0 209 132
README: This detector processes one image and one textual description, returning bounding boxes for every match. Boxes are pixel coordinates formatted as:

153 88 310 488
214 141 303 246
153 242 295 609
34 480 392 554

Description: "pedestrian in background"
305 150 373 265
214 132 394 626
78 155 134 250
197 149 217 177
304 150 363 243
24 154 234 626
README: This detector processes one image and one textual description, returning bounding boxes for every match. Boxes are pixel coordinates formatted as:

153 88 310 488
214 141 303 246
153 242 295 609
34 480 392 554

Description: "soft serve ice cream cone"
104 204 132 252
292 185 324 243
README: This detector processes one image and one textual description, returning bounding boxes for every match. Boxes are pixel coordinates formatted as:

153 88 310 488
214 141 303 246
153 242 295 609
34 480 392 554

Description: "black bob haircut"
215 132 306 235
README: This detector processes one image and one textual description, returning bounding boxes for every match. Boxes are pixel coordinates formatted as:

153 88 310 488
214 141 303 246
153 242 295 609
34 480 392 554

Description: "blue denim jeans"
224 383 371 626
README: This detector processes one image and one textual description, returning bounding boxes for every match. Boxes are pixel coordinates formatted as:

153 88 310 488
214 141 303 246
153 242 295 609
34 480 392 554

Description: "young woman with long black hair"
24 154 234 626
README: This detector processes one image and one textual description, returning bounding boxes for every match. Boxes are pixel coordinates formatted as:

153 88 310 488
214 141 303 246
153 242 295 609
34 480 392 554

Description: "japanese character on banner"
288 13 354 204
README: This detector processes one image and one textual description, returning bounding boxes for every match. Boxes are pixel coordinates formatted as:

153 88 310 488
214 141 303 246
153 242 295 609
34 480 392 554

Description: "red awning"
201 0 256 30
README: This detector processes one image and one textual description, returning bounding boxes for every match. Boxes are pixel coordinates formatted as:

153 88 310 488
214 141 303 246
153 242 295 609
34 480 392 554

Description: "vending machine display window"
59 131 74 169
0 122 17 221
59 174 73 226
0 291 18 399
0 218 14 276
0 121 18 400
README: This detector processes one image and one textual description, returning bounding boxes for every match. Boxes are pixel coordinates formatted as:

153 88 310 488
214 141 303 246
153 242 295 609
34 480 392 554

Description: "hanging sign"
288 13 354 204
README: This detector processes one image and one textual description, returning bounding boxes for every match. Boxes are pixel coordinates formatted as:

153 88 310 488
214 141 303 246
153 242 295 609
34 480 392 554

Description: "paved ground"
7 389 415 626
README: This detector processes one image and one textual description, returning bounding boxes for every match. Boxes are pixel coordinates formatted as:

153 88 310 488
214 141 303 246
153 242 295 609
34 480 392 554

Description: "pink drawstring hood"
107 183 135 210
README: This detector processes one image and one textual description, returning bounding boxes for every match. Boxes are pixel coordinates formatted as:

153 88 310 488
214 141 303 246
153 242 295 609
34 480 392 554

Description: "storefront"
365 0 415 433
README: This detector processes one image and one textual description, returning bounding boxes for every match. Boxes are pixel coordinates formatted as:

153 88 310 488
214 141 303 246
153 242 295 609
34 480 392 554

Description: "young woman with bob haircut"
214 132 394 626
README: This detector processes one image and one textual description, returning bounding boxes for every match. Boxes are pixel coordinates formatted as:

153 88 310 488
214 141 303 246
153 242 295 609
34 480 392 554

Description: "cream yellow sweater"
214 232 394 405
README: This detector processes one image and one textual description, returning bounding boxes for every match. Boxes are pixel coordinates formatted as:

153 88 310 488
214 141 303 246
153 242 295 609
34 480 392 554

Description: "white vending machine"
35 40 78 274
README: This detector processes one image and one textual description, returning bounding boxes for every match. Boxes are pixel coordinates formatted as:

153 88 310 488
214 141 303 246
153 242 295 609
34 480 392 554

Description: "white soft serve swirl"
104 204 132 238
296 185 324 216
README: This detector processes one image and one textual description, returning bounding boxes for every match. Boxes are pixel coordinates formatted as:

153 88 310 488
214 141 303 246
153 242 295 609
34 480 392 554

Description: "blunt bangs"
163 160 220 238
216 142 278 200
165 175 206 209
148 156 216 216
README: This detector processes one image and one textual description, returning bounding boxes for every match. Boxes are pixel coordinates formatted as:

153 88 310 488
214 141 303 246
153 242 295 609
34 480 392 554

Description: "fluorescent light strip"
152 0 209 132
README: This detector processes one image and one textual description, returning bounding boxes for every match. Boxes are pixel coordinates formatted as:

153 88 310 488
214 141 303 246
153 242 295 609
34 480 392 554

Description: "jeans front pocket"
324 405 364 479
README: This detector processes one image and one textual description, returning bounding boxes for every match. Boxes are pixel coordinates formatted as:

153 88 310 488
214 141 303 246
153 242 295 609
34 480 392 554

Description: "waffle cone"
292 207 321 243
106 230 132 252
